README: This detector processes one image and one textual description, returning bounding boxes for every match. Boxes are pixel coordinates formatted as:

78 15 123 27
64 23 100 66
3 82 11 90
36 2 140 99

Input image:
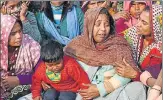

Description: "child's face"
45 59 64 73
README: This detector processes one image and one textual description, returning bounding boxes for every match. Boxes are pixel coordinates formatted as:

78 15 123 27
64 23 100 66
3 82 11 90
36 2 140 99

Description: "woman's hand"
78 84 100 100
115 58 138 79
33 96 42 100
2 76 19 90
20 2 29 21
41 81 51 91
113 11 131 21
147 85 161 100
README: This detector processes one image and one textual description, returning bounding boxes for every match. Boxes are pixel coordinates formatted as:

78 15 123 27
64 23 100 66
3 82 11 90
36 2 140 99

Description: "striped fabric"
51 5 63 24
46 69 61 83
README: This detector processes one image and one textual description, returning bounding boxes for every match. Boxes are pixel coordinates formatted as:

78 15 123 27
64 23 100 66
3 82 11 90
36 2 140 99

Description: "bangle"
151 87 161 92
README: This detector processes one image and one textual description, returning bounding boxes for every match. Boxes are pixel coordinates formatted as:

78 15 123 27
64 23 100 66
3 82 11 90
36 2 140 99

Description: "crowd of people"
0 1 162 100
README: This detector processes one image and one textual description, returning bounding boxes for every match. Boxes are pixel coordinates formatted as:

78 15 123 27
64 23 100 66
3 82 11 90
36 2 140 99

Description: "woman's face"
87 1 105 9
93 14 110 43
50 1 64 6
130 2 146 19
8 22 23 47
5 1 21 17
136 11 151 36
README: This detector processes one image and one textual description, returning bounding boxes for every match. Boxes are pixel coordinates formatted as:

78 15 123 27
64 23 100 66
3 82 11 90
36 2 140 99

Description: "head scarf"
1 14 40 75
122 4 162 65
64 7 136 67
123 1 151 27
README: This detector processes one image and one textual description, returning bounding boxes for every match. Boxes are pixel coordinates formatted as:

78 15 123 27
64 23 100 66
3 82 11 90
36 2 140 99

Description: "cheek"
139 5 146 12
8 36 15 45
106 27 110 36
142 26 151 35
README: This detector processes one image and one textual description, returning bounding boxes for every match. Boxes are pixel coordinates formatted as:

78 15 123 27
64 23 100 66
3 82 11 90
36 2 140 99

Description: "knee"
43 89 57 100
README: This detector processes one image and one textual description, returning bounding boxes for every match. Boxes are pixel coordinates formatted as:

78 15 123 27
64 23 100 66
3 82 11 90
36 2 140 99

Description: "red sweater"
31 56 90 98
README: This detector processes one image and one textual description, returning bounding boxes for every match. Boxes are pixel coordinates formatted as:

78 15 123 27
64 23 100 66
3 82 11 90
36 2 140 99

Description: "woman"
0 14 40 100
116 5 162 83
36 1 84 46
64 7 146 100
115 1 151 34
81 1 118 15
1 1 41 43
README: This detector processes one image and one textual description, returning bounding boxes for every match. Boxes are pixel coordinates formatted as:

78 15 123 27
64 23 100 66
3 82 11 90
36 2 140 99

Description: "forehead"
96 14 109 21
11 22 21 32
6 1 19 7
140 11 150 21
131 1 146 5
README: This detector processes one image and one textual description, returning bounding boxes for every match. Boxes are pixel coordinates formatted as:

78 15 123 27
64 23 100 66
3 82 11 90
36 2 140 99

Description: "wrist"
152 85 161 92
20 16 26 21
132 70 138 78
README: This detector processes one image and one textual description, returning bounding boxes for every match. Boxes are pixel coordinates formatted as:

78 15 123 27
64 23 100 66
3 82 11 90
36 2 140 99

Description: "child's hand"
41 81 51 91
33 96 42 100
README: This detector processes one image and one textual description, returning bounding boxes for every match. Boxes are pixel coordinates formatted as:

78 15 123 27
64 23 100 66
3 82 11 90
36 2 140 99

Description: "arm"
31 67 43 99
67 59 91 89
97 73 131 97
36 13 49 45
22 12 42 43
76 6 84 34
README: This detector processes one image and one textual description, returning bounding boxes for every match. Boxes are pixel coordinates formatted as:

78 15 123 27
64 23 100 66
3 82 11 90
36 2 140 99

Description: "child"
31 40 90 100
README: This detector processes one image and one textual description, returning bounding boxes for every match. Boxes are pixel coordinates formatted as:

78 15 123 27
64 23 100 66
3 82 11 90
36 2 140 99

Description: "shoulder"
22 34 40 49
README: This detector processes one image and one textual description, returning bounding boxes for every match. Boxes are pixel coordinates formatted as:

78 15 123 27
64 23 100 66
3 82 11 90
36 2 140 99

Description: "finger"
82 83 91 87
123 58 131 67
116 67 123 72
115 62 124 68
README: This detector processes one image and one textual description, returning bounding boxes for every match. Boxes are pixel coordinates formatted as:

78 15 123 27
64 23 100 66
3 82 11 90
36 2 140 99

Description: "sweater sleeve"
22 11 42 43
102 74 131 97
75 6 84 34
31 65 43 99
67 59 91 89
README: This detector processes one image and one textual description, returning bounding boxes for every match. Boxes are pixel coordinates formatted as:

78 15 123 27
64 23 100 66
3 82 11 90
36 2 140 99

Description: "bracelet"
151 87 161 92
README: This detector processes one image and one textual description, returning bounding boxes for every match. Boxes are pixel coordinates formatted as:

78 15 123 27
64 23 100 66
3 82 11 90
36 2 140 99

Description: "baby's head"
41 40 64 73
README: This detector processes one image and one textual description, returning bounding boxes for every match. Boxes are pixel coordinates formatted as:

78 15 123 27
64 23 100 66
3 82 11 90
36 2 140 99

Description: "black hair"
41 1 74 22
143 5 150 12
41 40 64 63
16 19 23 28
99 8 115 35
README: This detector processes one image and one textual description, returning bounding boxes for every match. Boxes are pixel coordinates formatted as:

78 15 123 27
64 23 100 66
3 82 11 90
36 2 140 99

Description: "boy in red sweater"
31 40 90 100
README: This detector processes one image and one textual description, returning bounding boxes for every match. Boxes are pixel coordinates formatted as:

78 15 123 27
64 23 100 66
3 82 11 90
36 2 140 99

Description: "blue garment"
43 88 76 100
51 4 63 25
41 6 79 45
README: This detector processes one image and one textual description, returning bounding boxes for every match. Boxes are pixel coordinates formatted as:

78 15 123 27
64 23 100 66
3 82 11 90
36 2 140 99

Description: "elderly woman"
36 1 84 46
1 1 41 43
116 4 162 87
64 7 146 100
0 14 40 100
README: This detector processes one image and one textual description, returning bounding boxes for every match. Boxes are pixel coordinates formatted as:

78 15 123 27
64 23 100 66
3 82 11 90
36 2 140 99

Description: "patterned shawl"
1 14 40 76
122 4 162 65
64 7 136 67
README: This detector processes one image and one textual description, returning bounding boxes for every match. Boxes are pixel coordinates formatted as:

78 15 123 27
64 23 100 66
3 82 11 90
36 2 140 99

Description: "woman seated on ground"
36 1 84 46
116 4 162 86
115 1 150 34
64 7 146 100
1 1 41 43
81 1 118 15
0 14 40 100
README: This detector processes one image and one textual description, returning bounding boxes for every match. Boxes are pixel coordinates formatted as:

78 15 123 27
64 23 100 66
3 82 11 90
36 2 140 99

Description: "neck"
144 34 153 42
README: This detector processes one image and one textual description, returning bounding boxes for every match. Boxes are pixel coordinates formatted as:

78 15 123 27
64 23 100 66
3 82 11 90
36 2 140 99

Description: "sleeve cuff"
17 74 32 85
96 83 108 97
